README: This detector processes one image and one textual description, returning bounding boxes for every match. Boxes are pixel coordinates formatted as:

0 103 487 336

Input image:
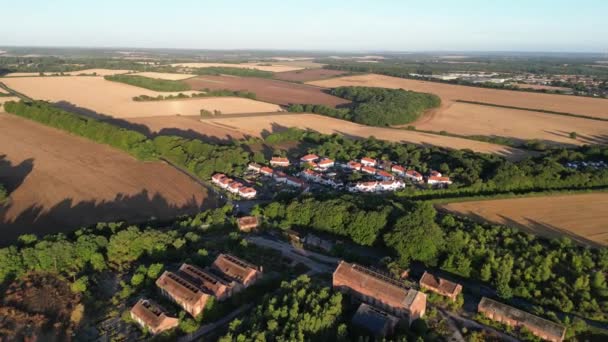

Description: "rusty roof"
130 299 174 330
179 264 233 297
156 271 204 305
334 261 421 310
478 297 566 340
419 272 460 295
212 254 260 284
238 216 258 228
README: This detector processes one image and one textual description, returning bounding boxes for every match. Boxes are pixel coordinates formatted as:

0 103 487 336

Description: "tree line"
104 74 191 92
193 66 274 78
287 86 441 126
132 88 257 101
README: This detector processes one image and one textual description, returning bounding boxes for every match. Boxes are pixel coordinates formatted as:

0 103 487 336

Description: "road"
246 235 339 273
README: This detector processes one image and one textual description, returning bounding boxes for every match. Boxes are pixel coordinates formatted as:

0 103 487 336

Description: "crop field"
274 68 350 82
413 102 608 146
440 193 608 247
512 83 572 91
185 75 351 107
2 76 282 118
0 113 217 243
127 115 249 142
309 74 608 119
130 72 196 80
200 113 530 160
2 69 132 77
170 62 304 72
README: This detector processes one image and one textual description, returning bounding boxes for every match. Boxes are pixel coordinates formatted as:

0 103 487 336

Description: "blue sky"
1 0 606 52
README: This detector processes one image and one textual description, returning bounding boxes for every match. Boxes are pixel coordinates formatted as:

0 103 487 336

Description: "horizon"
1 0 607 52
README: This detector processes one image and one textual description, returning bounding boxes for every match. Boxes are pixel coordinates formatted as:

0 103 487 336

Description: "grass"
104 74 191 92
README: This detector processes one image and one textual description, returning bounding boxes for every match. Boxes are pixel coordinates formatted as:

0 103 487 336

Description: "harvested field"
127 115 249 142
170 62 303 72
274 68 350 82
200 113 530 160
511 83 572 92
130 71 196 80
185 75 350 107
440 193 608 247
3 76 282 118
309 74 608 119
2 69 131 77
0 113 218 243
413 102 608 146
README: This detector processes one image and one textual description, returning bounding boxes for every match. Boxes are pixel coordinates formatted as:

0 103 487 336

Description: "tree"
384 202 444 265
570 131 578 139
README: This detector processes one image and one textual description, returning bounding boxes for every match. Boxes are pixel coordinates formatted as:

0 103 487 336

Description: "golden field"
170 62 304 72
130 71 197 80
2 76 282 118
440 193 608 247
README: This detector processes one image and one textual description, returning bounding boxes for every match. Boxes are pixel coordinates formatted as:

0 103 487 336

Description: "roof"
156 271 204 305
271 157 289 163
229 182 243 189
377 170 393 177
239 187 256 194
130 299 174 330
361 157 376 163
430 170 442 177
428 176 451 182
419 272 461 296
348 161 362 168
352 303 397 335
392 165 405 172
300 154 319 161
319 158 334 165
406 170 422 177
478 297 566 340
260 166 273 174
179 263 233 297
212 254 261 284
220 177 233 185
362 166 376 173
248 163 261 168
237 216 258 228
333 261 421 311
274 171 287 177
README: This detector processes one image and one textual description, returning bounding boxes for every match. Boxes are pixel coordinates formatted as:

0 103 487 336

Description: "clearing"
170 62 304 72
200 113 530 160
2 76 282 118
440 193 608 247
185 75 350 107
412 102 608 146
129 72 197 80
274 69 350 82
0 113 217 243
309 74 608 119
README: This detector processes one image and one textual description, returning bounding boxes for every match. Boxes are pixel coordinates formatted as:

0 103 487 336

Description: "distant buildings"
333 261 426 326
419 272 462 301
478 297 566 342
211 173 256 199
130 299 179 334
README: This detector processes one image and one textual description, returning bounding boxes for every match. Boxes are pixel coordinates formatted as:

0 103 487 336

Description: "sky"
1 0 606 52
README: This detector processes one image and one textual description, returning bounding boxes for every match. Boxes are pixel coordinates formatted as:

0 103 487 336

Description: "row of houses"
130 254 263 335
248 163 308 189
345 157 452 186
349 180 405 193
211 173 257 199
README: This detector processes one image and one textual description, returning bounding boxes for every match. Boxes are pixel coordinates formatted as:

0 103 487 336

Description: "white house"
248 163 262 173
228 182 243 194
260 166 274 176
273 171 288 183
427 176 452 186
405 170 423 182
376 170 394 181
391 165 405 176
318 158 335 169
286 176 307 188
270 157 290 167
361 157 377 167
300 154 319 163
362 166 377 175
354 181 379 192
212 173 226 185
347 161 362 171
238 187 257 199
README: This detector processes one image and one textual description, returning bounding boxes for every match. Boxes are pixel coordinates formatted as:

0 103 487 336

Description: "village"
129 216 567 342
210 153 453 200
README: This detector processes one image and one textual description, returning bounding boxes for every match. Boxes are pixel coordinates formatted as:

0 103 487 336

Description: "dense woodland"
258 196 608 325
104 74 191 92
218 276 344 342
193 66 274 78
287 86 441 126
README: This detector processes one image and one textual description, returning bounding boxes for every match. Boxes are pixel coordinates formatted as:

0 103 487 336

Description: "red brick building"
178 263 235 301
212 254 263 288
237 216 259 232
156 271 210 317
333 261 427 325
130 298 179 334
419 271 462 301
478 297 566 342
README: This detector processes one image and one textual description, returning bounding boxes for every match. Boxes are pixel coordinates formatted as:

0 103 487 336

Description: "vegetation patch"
132 88 256 102
288 86 440 126
193 67 274 78
104 74 191 92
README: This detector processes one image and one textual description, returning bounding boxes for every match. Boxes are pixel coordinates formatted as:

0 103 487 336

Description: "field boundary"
455 100 608 122
428 187 608 205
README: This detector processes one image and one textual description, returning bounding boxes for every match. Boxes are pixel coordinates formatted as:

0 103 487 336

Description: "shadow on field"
0 155 34 194
54 101 250 144
0 189 211 246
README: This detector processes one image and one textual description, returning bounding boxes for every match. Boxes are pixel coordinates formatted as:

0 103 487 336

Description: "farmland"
185 75 350 107
170 62 304 72
2 69 132 77
130 71 196 80
413 101 608 146
200 113 530 160
127 115 249 142
440 193 608 247
274 68 349 82
2 76 281 118
309 73 608 119
0 113 216 243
